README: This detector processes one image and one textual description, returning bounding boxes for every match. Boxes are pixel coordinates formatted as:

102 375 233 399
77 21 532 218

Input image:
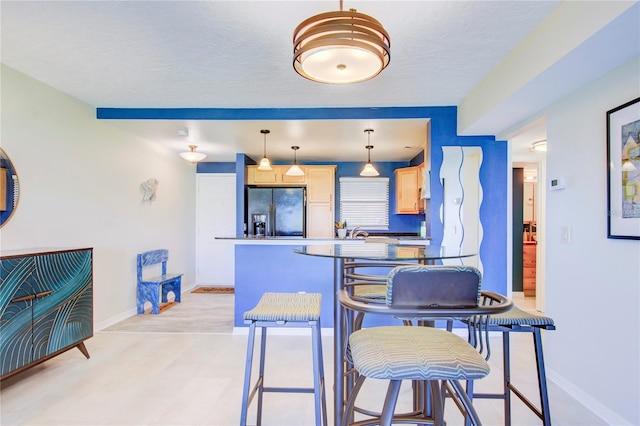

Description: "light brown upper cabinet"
306 166 336 238
395 164 424 214
247 165 307 185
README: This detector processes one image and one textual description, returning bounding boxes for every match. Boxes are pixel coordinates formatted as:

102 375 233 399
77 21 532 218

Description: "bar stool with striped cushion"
240 292 327 426
469 305 555 425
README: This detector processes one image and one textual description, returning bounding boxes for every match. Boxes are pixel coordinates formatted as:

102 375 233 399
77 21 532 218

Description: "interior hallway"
0 292 606 425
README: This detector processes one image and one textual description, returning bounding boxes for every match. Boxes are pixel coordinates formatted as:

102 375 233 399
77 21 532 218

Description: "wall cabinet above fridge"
247 165 306 185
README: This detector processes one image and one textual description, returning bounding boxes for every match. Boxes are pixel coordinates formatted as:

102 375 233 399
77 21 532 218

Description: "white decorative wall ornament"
141 178 159 201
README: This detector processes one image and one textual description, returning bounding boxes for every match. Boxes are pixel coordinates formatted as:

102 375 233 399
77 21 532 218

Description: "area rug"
191 286 234 294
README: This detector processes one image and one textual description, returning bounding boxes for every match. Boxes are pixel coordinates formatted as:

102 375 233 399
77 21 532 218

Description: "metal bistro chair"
240 292 327 426
339 265 512 426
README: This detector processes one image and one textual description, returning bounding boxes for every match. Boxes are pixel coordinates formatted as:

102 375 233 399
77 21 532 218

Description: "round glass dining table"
294 243 477 425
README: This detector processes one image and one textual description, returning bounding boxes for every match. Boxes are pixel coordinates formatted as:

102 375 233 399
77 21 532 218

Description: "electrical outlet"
561 226 571 243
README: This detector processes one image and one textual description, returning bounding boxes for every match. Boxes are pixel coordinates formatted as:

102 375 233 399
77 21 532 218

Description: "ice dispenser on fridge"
252 214 267 237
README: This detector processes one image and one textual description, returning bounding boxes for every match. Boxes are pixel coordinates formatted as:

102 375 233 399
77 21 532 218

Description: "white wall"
0 65 197 329
543 57 640 425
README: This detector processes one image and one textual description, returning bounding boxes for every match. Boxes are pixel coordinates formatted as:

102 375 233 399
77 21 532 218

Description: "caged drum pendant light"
360 129 379 177
285 146 305 176
293 0 390 84
258 129 272 171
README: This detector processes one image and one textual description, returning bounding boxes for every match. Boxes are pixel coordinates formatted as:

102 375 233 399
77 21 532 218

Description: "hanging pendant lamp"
285 146 305 176
258 129 272 171
293 0 390 84
360 129 379 177
179 145 207 163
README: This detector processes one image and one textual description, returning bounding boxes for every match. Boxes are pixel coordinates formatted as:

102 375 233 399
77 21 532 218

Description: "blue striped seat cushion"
349 326 490 381
488 306 554 327
243 292 322 322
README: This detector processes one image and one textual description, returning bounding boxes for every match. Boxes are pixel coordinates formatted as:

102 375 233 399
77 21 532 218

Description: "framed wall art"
606 97 640 240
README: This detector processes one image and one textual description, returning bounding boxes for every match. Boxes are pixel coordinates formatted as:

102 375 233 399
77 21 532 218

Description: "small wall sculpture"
141 178 159 201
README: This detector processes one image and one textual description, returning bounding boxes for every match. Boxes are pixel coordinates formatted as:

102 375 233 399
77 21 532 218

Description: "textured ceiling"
0 0 566 162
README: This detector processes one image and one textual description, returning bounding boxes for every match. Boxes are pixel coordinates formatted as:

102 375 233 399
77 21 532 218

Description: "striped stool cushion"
243 292 321 322
349 326 490 381
354 284 387 300
488 306 554 327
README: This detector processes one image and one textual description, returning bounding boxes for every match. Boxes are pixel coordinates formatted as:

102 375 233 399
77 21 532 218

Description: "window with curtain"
339 177 389 229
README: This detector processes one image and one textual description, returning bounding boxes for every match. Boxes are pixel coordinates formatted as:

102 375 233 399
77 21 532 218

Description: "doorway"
508 121 546 312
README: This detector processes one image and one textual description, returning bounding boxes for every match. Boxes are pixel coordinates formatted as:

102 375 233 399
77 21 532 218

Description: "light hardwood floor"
0 292 605 425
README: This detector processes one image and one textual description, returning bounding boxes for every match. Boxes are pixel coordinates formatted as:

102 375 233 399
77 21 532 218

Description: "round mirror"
0 148 20 228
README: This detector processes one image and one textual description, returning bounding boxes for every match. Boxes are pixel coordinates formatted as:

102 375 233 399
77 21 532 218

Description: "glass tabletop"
294 243 476 261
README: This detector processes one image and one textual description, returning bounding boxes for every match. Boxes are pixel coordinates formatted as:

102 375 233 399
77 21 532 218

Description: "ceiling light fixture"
529 140 547 152
285 146 305 176
360 129 379 177
293 0 390 84
179 145 207 163
258 129 272 171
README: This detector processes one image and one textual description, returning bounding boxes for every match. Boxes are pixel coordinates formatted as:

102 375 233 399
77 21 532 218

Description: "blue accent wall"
97 106 508 294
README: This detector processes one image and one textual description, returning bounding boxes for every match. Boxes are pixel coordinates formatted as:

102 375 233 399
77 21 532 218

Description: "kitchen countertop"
215 235 432 244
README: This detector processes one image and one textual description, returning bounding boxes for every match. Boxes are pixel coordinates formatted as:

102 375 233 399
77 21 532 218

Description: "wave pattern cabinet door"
0 248 93 379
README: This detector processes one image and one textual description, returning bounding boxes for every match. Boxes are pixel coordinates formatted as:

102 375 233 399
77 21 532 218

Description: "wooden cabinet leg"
76 341 90 359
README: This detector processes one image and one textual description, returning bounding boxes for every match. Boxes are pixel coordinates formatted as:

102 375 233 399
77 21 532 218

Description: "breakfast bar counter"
230 237 430 329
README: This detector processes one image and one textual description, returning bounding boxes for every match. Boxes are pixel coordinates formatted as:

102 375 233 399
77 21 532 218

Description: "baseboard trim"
547 369 625 425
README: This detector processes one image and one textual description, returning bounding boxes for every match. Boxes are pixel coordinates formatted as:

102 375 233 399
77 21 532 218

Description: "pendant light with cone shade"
285 146 305 176
360 129 379 176
258 129 272 171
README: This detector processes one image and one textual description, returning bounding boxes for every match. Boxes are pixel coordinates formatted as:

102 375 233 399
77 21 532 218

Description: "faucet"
349 227 369 239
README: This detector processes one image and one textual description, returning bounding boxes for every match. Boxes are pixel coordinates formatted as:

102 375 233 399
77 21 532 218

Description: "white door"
196 174 236 286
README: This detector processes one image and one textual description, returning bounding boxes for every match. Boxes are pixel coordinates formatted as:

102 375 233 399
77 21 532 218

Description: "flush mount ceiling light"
258 129 272 171
293 0 390 84
285 146 305 176
360 129 380 177
179 145 207 163
529 140 547 152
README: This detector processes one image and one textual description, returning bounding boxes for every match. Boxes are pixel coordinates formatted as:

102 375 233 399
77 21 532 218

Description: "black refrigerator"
247 187 306 237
